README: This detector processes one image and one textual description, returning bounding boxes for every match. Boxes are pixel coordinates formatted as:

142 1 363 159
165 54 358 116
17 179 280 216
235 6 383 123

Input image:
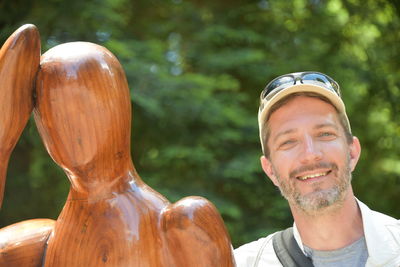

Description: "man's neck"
291 189 364 250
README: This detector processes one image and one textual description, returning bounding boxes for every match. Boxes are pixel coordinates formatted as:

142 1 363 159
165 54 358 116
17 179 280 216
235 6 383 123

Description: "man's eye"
319 132 336 138
321 132 332 136
280 139 296 147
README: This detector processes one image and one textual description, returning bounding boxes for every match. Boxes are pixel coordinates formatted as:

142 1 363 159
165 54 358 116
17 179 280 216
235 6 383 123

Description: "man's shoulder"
370 208 399 225
358 199 399 225
358 199 400 242
234 232 282 267
358 199 400 267
235 233 275 254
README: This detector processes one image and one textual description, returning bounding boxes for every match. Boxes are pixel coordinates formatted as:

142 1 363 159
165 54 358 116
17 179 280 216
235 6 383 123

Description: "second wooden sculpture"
0 24 40 207
0 24 56 267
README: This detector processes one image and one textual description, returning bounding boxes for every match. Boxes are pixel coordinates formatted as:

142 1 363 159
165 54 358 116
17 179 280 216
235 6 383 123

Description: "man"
234 71 400 267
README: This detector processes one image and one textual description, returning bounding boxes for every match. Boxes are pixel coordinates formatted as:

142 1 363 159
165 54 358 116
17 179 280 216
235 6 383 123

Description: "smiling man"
234 72 400 267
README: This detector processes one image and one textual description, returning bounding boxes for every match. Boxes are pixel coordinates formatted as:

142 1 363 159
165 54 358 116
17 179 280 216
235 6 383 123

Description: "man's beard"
273 157 352 215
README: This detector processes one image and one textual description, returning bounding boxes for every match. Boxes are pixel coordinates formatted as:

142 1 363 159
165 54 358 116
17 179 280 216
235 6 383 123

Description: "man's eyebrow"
272 123 339 143
273 129 297 143
314 123 339 130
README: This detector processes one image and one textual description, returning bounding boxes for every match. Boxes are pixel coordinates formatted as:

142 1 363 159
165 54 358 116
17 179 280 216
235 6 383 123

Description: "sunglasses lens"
262 76 294 99
302 73 340 95
302 73 329 83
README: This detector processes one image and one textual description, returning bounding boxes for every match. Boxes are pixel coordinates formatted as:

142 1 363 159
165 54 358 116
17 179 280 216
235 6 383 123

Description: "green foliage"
0 0 399 247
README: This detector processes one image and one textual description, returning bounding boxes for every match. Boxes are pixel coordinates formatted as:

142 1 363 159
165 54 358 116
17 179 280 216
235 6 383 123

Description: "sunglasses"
260 71 341 101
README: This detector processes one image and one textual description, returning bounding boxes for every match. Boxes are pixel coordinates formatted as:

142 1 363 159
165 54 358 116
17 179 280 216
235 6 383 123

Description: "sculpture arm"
0 24 40 207
0 218 55 267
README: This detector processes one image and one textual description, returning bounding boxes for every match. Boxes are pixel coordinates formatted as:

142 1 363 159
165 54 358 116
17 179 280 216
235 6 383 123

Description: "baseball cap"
258 71 351 153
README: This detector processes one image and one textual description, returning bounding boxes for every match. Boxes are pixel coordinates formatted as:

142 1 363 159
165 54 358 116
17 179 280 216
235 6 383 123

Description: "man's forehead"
267 96 340 136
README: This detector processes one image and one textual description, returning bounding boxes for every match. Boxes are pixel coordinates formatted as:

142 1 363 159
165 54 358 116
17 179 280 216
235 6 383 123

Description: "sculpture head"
34 42 133 194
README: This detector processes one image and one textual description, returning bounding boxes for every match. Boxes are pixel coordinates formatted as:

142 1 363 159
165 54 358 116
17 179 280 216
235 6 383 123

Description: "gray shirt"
303 236 368 267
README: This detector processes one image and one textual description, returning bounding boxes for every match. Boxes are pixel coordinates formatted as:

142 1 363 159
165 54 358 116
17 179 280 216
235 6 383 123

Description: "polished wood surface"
33 42 235 266
0 24 40 207
0 219 55 266
0 24 56 267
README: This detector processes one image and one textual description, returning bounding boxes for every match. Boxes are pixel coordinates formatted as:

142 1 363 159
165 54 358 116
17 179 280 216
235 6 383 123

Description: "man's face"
261 96 361 214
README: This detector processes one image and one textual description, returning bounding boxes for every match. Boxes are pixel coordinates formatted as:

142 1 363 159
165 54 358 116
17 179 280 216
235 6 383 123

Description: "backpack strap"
272 227 314 267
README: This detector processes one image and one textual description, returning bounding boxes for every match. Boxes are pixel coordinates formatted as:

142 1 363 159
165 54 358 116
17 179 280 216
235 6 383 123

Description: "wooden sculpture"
0 218 55 266
0 24 40 207
0 24 235 266
0 24 56 266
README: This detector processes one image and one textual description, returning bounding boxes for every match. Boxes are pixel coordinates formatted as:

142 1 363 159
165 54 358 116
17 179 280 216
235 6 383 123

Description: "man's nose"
299 135 322 164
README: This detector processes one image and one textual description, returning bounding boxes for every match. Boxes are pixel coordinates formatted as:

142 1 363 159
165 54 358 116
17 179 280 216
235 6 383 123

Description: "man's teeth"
297 172 328 180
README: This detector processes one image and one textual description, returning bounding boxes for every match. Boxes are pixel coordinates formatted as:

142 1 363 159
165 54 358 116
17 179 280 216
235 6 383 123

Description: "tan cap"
258 81 351 153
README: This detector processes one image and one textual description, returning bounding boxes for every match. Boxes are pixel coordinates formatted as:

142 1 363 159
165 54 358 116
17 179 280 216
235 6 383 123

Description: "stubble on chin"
294 184 347 216
274 160 352 216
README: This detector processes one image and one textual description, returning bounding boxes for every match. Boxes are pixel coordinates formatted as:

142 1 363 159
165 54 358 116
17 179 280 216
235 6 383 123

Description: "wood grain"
33 42 235 266
0 24 40 207
0 219 55 267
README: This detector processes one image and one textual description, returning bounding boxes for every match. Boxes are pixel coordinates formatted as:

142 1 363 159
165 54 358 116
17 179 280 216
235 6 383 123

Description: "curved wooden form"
0 25 56 267
0 219 55 266
0 24 40 207
33 42 235 266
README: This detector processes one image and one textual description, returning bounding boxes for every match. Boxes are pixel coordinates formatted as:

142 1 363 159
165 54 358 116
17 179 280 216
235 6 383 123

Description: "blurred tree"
0 0 399 247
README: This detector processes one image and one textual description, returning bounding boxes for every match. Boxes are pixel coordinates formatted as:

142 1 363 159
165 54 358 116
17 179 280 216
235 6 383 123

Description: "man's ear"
349 136 361 172
260 155 279 187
